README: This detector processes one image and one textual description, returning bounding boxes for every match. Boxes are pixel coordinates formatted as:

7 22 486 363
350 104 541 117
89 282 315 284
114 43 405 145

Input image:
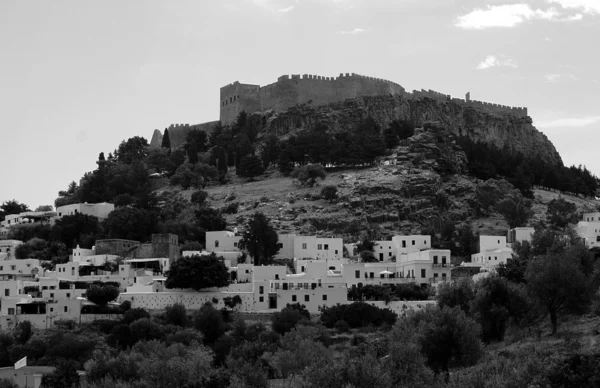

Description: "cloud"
547 0 600 14
476 55 518 70
339 27 366 34
456 3 586 29
544 73 579 82
538 116 600 128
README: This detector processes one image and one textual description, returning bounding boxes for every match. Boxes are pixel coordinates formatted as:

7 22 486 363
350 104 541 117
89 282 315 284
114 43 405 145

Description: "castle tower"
220 81 261 124
152 233 180 261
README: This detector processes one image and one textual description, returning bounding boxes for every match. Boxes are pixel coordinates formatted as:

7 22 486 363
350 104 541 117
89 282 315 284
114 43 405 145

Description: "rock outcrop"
259 94 563 167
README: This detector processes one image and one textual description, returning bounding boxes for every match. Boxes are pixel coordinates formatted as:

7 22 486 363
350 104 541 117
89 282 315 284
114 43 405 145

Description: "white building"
56 202 114 220
293 236 343 260
507 227 534 245
582 212 600 222
205 231 241 252
0 240 23 260
373 240 396 262
397 249 452 286
468 235 513 269
274 233 296 260
0 211 56 229
392 235 431 255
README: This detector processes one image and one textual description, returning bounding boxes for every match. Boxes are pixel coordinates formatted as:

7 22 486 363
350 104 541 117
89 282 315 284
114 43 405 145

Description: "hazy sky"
1 0 598 209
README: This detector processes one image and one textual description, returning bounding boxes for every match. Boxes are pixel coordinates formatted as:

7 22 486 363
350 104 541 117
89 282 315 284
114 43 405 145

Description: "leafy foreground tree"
85 284 120 306
194 302 227 345
409 306 482 374
546 197 578 228
436 277 475 314
237 155 264 179
165 253 229 291
239 212 280 266
40 359 80 388
526 252 593 335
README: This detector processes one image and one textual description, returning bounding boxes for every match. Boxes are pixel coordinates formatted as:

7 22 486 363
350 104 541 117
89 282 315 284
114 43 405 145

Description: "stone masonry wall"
219 73 528 125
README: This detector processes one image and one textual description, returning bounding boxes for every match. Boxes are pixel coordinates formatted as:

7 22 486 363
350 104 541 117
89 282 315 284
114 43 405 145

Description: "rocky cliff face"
259 94 563 167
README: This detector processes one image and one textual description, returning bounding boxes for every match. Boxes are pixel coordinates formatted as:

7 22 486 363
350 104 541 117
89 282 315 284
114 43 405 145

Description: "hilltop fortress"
219 72 528 124
150 72 532 152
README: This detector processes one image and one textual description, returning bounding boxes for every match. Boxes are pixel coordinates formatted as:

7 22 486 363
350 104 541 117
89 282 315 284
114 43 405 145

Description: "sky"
0 0 599 209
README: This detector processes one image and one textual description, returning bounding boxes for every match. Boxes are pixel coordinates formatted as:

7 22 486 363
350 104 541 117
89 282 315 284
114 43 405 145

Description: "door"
268 294 277 309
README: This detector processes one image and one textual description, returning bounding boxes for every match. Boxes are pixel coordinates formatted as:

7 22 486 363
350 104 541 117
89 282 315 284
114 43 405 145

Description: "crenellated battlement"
219 73 528 123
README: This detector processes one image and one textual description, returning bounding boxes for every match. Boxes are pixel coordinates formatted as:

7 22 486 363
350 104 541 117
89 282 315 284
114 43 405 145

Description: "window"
434 273 438 278
317 244 322 250
495 257 498 261
66 293 70 298
50 307 54 312
4 289 9 296
421 269 426 278
215 240 219 248
402 240 406 248
64 306 68 313
245 270 249 274
292 295 296 302
50 293 54 298
8 308 14 315
433 256 438 264
10 265 15 271
259 286 264 294
233 242 238 247
324 244 329 250
323 295 327 301
389 252 392 256
355 270 360 279
304 295 309 302
278 243 283 248
259 296 264 302
302 243 307 249
335 250 338 254
275 274 279 280
442 273 447 278
412 240 415 245
442 256 447 264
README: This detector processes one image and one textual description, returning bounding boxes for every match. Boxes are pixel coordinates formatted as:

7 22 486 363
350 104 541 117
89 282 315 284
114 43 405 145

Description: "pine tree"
217 147 228 174
238 155 264 179
161 129 171 149
187 142 198 164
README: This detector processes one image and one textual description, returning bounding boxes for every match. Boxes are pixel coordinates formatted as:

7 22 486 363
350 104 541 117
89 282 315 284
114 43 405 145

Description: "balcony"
430 277 450 284
360 277 416 285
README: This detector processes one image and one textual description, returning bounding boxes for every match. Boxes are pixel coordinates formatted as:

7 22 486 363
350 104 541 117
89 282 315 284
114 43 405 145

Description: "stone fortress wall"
219 73 528 124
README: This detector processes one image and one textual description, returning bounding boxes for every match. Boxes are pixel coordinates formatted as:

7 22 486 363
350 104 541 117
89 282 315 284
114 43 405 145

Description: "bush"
194 302 227 345
221 202 239 214
190 190 208 206
290 164 327 187
320 185 338 201
129 318 166 344
320 302 397 328
164 303 188 327
334 320 350 333
85 285 120 306
122 308 150 325
272 307 306 335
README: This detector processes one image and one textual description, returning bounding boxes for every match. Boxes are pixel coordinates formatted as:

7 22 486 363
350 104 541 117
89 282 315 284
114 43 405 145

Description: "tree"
164 303 189 327
237 155 264 179
495 192 534 229
290 164 326 187
526 253 592 335
86 284 120 306
410 306 482 374
190 190 208 207
0 200 30 221
35 205 53 212
194 302 227 345
40 359 80 388
216 146 228 175
0 378 18 388
195 207 227 231
238 212 280 265
115 137 148 165
271 305 308 335
547 198 578 229
52 214 101 249
104 207 156 242
165 253 229 290
161 129 171 149
436 277 474 314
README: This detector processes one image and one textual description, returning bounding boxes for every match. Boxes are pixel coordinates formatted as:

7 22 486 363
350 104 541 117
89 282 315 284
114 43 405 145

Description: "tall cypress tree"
161 129 171 149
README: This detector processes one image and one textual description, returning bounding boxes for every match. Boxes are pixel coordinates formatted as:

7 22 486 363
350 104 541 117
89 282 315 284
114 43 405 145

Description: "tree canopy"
165 253 230 290
238 212 280 266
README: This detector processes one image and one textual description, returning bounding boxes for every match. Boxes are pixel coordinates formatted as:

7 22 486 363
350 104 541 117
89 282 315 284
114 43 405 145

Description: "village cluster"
1 202 600 330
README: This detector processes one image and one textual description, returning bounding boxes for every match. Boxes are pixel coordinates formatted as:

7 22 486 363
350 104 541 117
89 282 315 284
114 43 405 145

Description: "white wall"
583 212 600 222
392 235 431 255
205 231 241 252
274 234 296 260
293 236 343 260
479 236 507 252
373 241 395 262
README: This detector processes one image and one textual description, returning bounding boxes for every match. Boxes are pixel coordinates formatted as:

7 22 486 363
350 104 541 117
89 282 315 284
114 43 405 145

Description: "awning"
379 270 393 275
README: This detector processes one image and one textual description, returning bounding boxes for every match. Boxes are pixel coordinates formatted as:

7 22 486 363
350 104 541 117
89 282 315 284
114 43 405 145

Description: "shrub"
129 318 166 344
85 285 120 306
320 185 338 201
272 305 309 335
164 303 188 327
320 302 397 328
290 164 327 187
194 302 227 345
221 202 239 214
190 190 208 206
122 308 150 325
334 320 350 333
